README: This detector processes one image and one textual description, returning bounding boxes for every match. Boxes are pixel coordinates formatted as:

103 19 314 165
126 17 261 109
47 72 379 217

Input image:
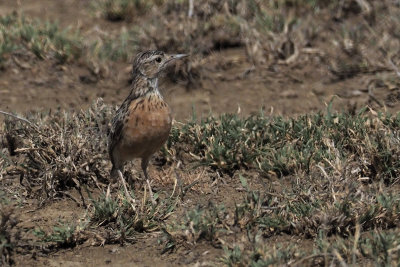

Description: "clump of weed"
222 244 301 266
160 202 227 253
89 27 139 62
220 174 400 266
316 229 400 266
2 99 113 201
33 220 85 248
182 203 226 245
88 189 177 244
0 12 141 72
32 189 177 248
169 108 400 185
139 1 243 54
0 13 82 64
234 173 400 239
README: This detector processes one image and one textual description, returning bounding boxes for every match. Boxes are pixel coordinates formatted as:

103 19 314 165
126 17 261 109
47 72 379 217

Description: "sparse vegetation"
88 189 177 243
316 229 400 266
92 0 162 21
1 0 400 265
1 0 399 85
33 221 82 248
0 13 82 64
0 12 139 68
182 203 226 244
170 107 400 184
2 99 400 264
31 188 178 248
89 28 139 61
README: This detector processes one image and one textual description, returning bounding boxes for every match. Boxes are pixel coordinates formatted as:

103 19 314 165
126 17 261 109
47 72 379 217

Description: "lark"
108 50 187 203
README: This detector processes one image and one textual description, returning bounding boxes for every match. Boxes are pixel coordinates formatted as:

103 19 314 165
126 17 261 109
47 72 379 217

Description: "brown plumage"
108 50 187 201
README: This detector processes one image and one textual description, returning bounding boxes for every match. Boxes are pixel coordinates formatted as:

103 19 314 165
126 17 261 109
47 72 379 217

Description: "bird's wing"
108 102 128 164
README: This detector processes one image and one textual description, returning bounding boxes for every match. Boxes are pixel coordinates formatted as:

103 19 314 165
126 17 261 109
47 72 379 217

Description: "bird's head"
132 50 188 79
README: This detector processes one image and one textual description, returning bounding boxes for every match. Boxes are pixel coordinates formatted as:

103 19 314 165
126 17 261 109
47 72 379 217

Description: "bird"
108 50 188 203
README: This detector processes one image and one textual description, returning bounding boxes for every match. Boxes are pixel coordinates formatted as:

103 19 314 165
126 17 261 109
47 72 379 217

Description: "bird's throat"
129 74 161 100
148 77 159 90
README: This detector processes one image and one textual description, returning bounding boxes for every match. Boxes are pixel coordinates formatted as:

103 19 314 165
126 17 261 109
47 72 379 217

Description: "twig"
61 191 82 206
355 0 371 15
264 191 296 201
170 172 178 198
188 0 194 18
175 170 183 196
352 223 361 263
389 57 400 78
333 249 348 267
106 184 111 200
0 110 33 125
0 110 39 131
291 253 331 266
388 244 400 253
183 180 200 193
182 168 204 194
367 81 384 107
76 185 87 208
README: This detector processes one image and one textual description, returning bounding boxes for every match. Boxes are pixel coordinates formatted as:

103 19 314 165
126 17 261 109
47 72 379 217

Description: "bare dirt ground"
1 0 400 266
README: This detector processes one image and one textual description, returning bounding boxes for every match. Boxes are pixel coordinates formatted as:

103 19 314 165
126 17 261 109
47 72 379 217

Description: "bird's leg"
141 158 156 205
117 169 136 210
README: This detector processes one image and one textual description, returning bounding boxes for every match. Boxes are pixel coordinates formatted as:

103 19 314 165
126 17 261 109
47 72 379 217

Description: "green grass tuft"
170 110 400 183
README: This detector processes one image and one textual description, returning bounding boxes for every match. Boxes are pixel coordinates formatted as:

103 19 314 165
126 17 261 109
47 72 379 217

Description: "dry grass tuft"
2 99 112 201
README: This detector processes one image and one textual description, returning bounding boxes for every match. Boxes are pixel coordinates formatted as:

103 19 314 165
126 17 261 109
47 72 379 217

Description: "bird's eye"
155 57 162 63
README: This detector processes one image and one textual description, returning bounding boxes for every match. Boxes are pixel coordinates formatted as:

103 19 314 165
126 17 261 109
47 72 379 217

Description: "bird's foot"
146 179 157 206
118 170 136 211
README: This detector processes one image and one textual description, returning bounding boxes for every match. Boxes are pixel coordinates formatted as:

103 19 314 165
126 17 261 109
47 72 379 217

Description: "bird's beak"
163 54 189 66
171 54 189 60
